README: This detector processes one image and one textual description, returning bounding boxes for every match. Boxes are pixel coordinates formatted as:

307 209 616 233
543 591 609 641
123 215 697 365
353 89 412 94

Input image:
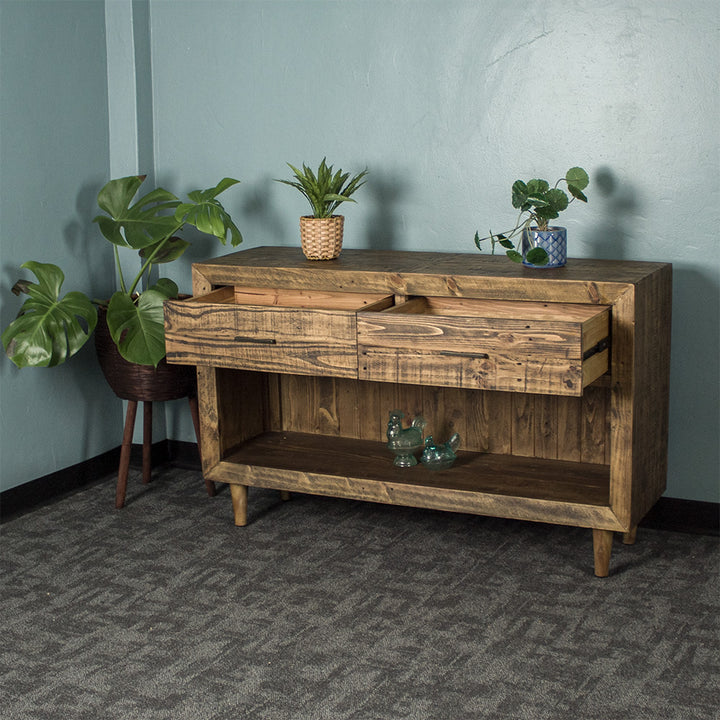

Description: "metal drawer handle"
234 336 277 345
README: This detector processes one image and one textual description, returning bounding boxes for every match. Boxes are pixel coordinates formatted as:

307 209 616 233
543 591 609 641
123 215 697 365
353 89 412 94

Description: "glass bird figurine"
386 410 427 467
420 432 461 470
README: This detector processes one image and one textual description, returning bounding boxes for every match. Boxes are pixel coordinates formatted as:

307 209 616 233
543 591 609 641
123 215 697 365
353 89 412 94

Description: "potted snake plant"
474 166 589 268
2 174 242 377
276 158 367 260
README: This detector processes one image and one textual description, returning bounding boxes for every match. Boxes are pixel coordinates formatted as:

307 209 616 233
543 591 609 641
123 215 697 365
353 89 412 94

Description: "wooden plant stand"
164 247 672 577
115 395 214 508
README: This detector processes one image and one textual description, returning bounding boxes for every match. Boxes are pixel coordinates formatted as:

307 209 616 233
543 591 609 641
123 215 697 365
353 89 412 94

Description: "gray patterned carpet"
1 467 718 720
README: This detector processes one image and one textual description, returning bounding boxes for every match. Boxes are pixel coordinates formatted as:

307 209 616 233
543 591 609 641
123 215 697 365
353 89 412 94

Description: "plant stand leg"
230 484 248 526
188 395 215 497
592 529 614 577
116 400 138 509
142 401 152 485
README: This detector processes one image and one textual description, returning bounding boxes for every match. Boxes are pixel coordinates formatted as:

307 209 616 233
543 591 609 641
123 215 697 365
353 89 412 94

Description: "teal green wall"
150 0 719 503
0 0 117 492
1 1 718 504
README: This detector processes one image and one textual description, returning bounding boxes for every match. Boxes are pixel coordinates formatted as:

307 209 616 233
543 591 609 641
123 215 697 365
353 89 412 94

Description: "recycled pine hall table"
164 247 672 577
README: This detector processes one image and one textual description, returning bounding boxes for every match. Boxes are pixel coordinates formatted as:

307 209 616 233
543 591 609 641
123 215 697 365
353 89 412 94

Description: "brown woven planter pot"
94 305 195 402
299 215 344 260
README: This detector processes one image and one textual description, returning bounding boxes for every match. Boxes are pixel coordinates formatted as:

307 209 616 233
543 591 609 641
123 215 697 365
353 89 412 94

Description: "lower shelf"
211 431 619 530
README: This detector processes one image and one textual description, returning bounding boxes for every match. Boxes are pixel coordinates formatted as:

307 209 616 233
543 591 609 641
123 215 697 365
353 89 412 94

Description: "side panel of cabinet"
197 366 273 473
607 265 671 529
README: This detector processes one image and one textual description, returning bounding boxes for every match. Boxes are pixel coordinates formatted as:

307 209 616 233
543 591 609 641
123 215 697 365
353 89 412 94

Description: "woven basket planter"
94 305 195 402
299 215 344 260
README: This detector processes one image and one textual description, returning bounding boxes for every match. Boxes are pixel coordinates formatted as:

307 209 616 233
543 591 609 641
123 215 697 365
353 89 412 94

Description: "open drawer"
357 296 610 396
165 286 393 377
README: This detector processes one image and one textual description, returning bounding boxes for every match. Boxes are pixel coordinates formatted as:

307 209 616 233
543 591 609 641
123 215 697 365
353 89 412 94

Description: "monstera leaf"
105 280 179 367
94 175 180 251
139 236 191 265
174 177 243 246
1 261 97 368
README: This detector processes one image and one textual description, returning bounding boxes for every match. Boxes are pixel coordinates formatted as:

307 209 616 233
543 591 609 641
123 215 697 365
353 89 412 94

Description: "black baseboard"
641 497 719 536
0 447 121 522
2 445 718 536
0 441 201 523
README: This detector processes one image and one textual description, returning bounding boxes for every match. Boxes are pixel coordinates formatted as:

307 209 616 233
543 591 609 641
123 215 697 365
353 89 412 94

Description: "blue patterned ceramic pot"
522 227 567 268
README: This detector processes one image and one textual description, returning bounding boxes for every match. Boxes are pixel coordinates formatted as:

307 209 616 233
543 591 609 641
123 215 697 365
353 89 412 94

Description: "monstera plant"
2 174 242 369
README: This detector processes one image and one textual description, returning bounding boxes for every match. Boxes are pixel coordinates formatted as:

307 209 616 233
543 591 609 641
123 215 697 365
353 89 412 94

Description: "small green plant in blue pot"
474 167 589 268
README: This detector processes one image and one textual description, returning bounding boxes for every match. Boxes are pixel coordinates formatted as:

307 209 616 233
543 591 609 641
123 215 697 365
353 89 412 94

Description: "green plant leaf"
1 261 96 368
525 194 550 208
96 175 146 218
106 289 167 367
526 179 550 196
566 167 589 190
511 180 528 209
174 179 243 246
277 160 368 218
94 176 181 251
139 236 191 264
506 250 523 263
534 205 560 222
525 247 549 265
567 185 588 203
151 278 179 299
545 188 569 213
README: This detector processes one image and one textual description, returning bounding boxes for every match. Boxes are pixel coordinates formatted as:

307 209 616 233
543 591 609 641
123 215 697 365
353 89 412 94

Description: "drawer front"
165 300 360 377
357 298 610 396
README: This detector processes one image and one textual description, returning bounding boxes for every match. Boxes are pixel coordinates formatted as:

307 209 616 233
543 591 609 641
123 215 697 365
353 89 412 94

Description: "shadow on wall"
666 265 720 500
585 166 640 260
64 178 116 299
242 176 288 246
239 171 409 252
363 170 408 250
65 180 122 459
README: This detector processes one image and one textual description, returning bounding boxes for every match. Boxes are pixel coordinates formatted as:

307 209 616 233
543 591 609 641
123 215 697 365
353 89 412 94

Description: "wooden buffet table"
164 247 672 577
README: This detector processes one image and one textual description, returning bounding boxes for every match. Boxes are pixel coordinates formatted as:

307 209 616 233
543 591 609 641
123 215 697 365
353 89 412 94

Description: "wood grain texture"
359 347 591 396
165 301 360 377
626 266 673 526
191 246 666 304
357 296 609 395
254 376 609 462
210 431 618 530
592 529 614 577
170 248 672 574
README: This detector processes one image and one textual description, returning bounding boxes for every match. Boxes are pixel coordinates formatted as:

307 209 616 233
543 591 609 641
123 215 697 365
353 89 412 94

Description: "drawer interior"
188 285 394 312
364 295 610 350
379 295 608 324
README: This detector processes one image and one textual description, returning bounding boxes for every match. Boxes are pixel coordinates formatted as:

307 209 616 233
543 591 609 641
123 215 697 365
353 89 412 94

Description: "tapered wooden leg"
116 400 138 509
592 529 614 577
230 484 248 526
188 395 215 497
622 526 638 545
142 401 152 485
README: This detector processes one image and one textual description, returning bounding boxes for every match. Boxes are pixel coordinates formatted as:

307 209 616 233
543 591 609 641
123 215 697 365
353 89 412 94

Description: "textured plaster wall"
1 1 717 504
0 0 116 492
150 0 719 502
